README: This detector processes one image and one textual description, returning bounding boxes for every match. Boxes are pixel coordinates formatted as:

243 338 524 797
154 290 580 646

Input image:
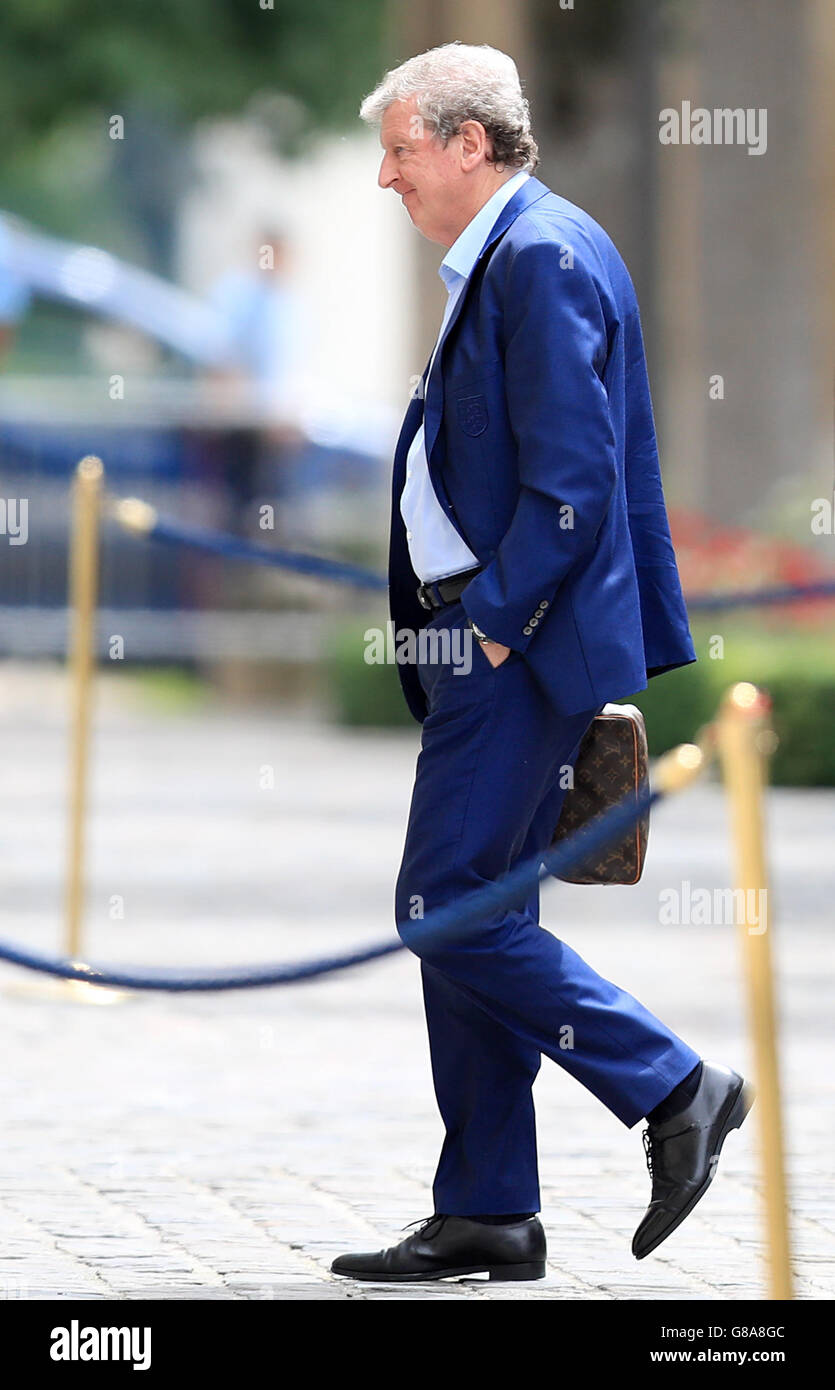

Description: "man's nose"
378 152 398 189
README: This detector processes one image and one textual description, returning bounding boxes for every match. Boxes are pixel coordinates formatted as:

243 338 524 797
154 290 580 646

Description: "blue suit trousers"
394 601 700 1216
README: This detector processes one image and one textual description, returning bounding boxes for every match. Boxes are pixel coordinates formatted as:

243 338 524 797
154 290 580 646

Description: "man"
332 42 753 1284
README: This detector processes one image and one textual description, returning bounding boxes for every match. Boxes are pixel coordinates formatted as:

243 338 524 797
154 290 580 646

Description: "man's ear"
458 119 490 171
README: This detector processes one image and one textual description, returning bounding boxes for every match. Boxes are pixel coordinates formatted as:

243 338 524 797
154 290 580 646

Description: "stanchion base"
2 977 132 1005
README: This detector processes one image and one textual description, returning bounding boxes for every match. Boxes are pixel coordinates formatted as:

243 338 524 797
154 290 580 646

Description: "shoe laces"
641 1127 654 1178
401 1213 445 1240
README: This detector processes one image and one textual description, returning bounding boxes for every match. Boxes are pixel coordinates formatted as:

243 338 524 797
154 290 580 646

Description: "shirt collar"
439 169 530 293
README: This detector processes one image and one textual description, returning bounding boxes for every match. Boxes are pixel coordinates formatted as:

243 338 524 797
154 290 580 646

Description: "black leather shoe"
331 1213 546 1283
632 1060 755 1260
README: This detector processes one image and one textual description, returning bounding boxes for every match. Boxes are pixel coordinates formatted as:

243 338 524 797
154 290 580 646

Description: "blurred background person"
208 227 300 420
207 227 305 530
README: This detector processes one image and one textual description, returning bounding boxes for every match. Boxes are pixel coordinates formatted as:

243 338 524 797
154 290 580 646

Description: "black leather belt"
416 566 483 611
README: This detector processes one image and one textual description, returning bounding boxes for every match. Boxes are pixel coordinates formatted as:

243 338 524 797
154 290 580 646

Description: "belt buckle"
417 583 434 611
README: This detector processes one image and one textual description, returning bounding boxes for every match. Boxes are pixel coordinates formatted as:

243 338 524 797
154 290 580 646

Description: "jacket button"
534 608 544 618
540 599 549 609
529 617 539 627
523 625 533 636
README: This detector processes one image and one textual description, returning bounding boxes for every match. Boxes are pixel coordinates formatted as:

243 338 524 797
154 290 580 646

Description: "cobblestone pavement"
0 668 832 1300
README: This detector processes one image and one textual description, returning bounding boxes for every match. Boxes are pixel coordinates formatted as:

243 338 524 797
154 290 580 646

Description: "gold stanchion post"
716 681 793 1300
64 456 104 961
6 456 125 1004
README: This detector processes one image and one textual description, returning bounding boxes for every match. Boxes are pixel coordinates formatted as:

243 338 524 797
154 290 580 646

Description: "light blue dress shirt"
400 169 531 584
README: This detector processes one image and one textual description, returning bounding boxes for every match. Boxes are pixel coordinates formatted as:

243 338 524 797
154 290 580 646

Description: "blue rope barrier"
143 515 386 592
686 579 835 611
0 786 660 992
114 501 835 611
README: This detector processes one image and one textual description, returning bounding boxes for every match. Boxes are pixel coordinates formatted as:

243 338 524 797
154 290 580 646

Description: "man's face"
377 97 466 247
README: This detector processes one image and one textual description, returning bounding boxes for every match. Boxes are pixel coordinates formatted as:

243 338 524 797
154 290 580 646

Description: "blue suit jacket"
388 175 696 723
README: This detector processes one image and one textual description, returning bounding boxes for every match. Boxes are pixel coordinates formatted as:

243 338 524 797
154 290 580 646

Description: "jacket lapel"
422 176 551 470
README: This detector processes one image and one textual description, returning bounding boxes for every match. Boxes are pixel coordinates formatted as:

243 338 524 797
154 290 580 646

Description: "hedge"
323 615 835 786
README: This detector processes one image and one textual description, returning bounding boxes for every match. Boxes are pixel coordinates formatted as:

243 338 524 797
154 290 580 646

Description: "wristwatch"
469 620 494 645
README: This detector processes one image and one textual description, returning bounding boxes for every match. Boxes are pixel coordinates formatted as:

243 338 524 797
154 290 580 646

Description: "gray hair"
359 41 539 172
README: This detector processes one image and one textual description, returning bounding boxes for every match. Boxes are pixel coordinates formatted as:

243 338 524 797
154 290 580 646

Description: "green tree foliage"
0 0 387 146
